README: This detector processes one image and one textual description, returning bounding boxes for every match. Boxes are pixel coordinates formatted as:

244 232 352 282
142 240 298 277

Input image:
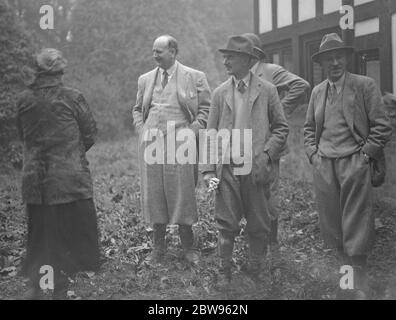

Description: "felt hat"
312 33 354 63
242 33 266 59
219 35 258 59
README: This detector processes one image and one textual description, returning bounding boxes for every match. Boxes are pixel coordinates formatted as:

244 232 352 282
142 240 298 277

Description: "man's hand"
203 172 217 187
310 152 321 167
203 172 219 192
252 151 271 185
361 151 370 164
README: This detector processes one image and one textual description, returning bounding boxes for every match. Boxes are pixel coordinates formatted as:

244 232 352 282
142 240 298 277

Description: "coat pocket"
252 150 273 186
370 151 386 187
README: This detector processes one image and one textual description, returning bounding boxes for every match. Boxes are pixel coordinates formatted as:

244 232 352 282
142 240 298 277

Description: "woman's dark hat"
35 48 67 74
242 33 266 59
312 33 354 63
219 35 258 59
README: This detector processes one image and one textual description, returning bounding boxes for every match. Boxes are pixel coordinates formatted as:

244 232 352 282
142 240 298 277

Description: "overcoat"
16 74 97 205
132 62 211 225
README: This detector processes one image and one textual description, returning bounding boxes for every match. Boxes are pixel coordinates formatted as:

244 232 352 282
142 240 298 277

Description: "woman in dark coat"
17 48 101 299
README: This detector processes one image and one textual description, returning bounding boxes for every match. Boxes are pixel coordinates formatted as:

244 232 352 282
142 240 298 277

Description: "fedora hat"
219 35 258 59
242 33 266 59
311 33 354 63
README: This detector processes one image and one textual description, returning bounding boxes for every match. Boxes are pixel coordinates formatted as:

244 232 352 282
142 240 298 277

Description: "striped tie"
161 70 168 89
237 80 246 94
328 83 337 104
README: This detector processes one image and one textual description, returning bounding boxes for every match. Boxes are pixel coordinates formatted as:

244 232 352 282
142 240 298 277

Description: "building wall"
254 0 396 199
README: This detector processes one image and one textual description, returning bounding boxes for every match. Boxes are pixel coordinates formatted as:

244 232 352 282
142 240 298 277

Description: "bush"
0 1 35 164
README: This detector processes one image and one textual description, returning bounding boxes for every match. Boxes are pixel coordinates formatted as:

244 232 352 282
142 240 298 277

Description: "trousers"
312 151 374 256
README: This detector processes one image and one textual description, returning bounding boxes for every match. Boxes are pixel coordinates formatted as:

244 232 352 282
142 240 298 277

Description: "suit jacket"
132 61 211 135
202 72 289 182
304 72 392 163
253 62 310 116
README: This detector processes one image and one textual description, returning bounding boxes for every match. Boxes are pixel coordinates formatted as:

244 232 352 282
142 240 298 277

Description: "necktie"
237 80 246 94
328 83 337 104
161 70 168 89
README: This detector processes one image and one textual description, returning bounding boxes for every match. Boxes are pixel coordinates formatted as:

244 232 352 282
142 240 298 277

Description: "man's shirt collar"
250 61 260 74
328 72 345 94
233 72 251 89
161 60 177 79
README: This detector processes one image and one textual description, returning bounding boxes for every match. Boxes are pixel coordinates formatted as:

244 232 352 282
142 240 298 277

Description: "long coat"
16 74 97 205
304 72 392 162
202 72 289 183
132 61 211 225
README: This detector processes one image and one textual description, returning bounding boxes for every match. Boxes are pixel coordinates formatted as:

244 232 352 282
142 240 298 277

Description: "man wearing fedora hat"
202 36 288 287
243 33 310 258
304 33 392 298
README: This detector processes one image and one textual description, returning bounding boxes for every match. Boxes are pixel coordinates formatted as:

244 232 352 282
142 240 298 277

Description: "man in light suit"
304 33 392 298
202 36 288 286
243 33 310 254
133 35 211 265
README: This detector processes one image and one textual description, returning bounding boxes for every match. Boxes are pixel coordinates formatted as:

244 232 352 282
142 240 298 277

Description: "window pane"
313 63 324 86
392 14 396 93
259 0 273 33
272 53 280 65
323 0 342 14
355 18 379 37
354 0 374 6
366 60 381 89
298 0 316 22
283 50 293 72
277 0 292 28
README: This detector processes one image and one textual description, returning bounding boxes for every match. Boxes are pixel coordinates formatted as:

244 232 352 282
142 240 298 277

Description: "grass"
1 137 396 300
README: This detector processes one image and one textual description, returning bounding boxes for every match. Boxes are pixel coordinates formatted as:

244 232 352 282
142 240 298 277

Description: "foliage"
0 0 35 164
1 0 255 158
1 139 396 300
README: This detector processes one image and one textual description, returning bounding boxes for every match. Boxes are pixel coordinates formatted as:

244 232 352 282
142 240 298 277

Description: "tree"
0 0 35 164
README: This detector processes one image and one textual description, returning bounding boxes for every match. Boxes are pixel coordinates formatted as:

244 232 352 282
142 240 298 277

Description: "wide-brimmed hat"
219 35 258 59
242 33 266 59
35 48 67 74
312 33 354 63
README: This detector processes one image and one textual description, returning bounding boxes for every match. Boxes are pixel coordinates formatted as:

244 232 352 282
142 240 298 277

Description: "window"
259 0 273 33
298 0 316 22
272 53 280 65
354 0 374 5
323 0 342 14
277 0 292 28
305 39 325 86
392 14 396 93
267 45 293 72
355 18 380 37
283 49 293 72
356 49 381 89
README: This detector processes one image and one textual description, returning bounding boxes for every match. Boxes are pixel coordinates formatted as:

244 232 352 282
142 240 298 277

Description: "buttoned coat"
304 72 392 163
202 72 289 183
